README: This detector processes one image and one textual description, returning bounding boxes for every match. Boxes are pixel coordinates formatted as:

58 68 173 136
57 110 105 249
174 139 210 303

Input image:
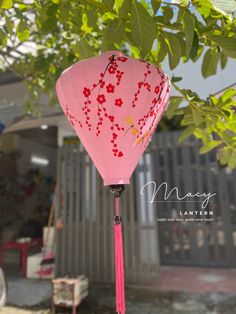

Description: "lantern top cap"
101 50 126 57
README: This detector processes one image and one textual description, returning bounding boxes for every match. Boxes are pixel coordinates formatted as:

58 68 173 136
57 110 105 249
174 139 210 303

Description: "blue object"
0 122 5 134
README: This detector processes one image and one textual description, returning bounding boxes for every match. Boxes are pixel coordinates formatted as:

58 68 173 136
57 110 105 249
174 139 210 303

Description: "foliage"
0 0 236 168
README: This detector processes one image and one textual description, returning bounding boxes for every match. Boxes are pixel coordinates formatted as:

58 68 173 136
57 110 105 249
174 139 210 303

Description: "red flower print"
145 83 151 91
115 98 123 107
109 115 114 123
118 151 123 157
106 83 115 93
150 110 155 117
138 81 143 88
117 57 128 62
155 86 160 94
108 65 116 74
83 87 90 97
99 80 105 88
97 94 106 105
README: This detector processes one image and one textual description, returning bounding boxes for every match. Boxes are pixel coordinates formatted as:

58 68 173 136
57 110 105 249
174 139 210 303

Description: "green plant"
0 0 236 167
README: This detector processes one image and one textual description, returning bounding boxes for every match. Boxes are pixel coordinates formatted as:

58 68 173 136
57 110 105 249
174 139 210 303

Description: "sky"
163 52 236 98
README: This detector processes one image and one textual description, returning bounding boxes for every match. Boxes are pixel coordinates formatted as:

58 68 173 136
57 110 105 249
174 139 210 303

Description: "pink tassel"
114 197 126 314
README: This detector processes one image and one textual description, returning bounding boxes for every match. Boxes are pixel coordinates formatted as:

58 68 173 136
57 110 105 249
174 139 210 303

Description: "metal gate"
153 132 236 267
56 131 236 284
56 143 160 284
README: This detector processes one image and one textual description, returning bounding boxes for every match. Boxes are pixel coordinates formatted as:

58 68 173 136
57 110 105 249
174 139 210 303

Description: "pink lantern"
56 51 170 186
56 50 170 314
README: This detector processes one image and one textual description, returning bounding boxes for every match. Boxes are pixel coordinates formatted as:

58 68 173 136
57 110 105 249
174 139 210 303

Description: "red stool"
0 238 42 277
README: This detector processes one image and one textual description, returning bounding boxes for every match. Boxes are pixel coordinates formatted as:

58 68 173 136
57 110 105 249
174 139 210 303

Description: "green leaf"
226 121 236 132
16 21 30 42
86 9 98 29
47 4 59 17
191 107 202 125
76 40 95 59
178 125 195 143
131 0 156 56
118 0 131 17
34 0 41 9
192 0 213 18
115 0 125 12
41 18 57 32
191 44 204 63
0 29 7 46
194 128 210 142
207 34 236 58
181 113 193 125
199 140 222 154
166 96 184 119
85 0 106 10
151 0 161 14
1 0 12 9
201 49 220 78
219 146 231 165
209 95 218 105
34 55 50 72
164 31 182 70
162 6 174 23
171 76 182 82
220 52 228 69
228 150 236 169
157 33 167 63
103 0 114 10
189 31 199 61
221 88 236 102
5 15 14 35
103 18 125 46
81 12 93 33
182 10 195 58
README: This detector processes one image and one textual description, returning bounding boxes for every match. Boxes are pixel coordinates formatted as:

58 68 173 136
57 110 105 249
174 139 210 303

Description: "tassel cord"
114 196 126 314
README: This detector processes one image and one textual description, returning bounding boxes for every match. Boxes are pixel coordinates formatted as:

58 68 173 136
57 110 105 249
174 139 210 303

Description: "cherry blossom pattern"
96 107 104 136
117 56 128 62
135 70 170 147
81 54 125 158
97 94 106 104
82 98 92 130
107 58 124 86
83 87 90 97
115 98 123 107
108 65 116 74
154 85 160 94
132 62 151 108
65 105 83 128
80 54 168 158
137 89 162 133
111 132 123 157
106 83 115 93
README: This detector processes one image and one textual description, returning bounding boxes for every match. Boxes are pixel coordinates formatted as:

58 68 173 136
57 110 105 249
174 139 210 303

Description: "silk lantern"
56 50 170 314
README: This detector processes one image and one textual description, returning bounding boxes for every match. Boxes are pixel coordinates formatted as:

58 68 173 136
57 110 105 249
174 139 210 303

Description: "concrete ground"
149 266 236 293
1 258 236 314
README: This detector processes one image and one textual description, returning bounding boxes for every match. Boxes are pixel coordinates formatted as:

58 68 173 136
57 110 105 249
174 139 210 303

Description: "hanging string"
114 196 126 314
